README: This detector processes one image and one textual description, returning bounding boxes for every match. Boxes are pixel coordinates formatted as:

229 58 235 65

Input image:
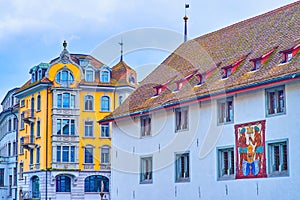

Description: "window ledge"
266 112 286 118
140 180 153 184
217 175 235 181
217 121 234 126
83 136 95 139
268 171 289 178
175 128 189 133
83 110 95 112
175 178 190 183
100 137 111 139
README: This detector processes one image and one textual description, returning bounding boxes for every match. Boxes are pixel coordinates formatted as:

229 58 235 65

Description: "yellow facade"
15 42 137 199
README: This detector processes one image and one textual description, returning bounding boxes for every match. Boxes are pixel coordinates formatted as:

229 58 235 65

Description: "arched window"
84 95 94 111
101 96 110 112
37 94 41 111
129 75 135 84
84 146 93 164
55 69 74 86
84 175 109 192
100 71 110 83
56 175 71 192
32 176 40 198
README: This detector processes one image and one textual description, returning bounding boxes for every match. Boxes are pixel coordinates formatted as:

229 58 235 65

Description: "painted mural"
235 120 267 179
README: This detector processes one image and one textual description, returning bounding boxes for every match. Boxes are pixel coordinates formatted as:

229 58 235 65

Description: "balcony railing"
22 135 35 149
22 190 40 200
23 109 36 124
100 163 111 171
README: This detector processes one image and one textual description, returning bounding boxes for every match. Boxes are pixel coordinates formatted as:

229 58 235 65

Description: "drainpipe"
45 87 50 200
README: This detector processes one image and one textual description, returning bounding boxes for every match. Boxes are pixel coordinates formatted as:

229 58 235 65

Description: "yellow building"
15 41 137 200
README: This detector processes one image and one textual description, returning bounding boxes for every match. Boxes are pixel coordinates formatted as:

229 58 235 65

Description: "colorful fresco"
235 120 267 179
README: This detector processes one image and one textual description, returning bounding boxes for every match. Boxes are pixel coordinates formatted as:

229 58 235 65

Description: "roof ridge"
199 1 299 39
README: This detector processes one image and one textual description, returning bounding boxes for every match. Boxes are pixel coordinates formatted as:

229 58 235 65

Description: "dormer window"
129 75 135 84
79 58 90 67
154 80 171 96
85 69 94 82
280 43 300 64
222 66 232 79
195 74 205 85
100 70 110 83
252 59 262 71
250 47 277 71
31 72 36 83
38 69 42 80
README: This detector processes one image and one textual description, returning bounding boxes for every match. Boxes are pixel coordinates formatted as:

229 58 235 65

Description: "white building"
0 88 19 200
100 2 300 200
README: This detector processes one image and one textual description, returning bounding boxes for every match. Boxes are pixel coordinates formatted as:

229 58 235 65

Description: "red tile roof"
101 1 300 122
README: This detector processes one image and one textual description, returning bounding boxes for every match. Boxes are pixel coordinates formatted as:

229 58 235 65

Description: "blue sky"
0 0 297 103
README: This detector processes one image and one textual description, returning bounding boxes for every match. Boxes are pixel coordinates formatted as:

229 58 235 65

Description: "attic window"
222 67 232 79
250 47 277 71
251 59 262 71
195 74 205 85
280 44 300 64
154 80 171 96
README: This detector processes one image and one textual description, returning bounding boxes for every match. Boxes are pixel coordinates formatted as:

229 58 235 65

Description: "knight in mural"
238 127 247 170
249 125 264 169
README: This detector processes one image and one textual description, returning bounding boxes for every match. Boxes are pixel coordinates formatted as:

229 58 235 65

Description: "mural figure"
235 120 267 179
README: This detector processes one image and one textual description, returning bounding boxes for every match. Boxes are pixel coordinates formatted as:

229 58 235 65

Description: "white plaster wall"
111 81 300 200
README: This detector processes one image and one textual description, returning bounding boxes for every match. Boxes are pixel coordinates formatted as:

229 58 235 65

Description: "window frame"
217 146 235 180
85 69 95 82
55 69 74 86
100 146 110 164
56 175 71 193
56 119 75 136
36 120 41 138
265 85 286 117
175 152 190 183
100 123 110 138
140 115 151 137
217 97 234 125
57 93 75 109
84 95 94 111
267 139 289 177
84 146 94 164
100 70 110 83
56 146 75 163
0 168 4 186
175 107 189 132
140 156 153 184
84 120 94 137
101 96 110 112
37 94 41 111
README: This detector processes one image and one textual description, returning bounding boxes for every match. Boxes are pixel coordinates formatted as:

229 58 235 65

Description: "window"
56 146 75 163
36 147 40 164
30 149 34 165
13 168 17 186
13 117 17 131
129 75 135 84
36 120 40 137
0 169 4 186
101 96 110 112
19 163 24 179
32 176 40 198
140 157 153 183
8 118 12 132
55 69 74 86
101 147 110 164
57 119 75 135
222 67 232 79
8 142 11 156
175 107 188 131
9 175 12 197
20 112 24 129
217 147 234 179
56 175 71 192
20 137 24 154
84 147 93 164
251 59 262 71
266 86 285 116
85 69 94 82
84 175 109 192
100 70 110 83
21 99 25 107
217 97 233 124
57 93 75 108
281 51 293 63
84 95 94 111
13 141 16 155
37 94 41 111
84 121 94 137
119 96 123 105
141 115 151 136
101 123 110 138
175 153 190 182
268 140 288 176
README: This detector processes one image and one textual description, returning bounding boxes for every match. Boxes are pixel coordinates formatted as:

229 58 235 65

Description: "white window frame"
100 70 110 83
217 97 233 124
84 95 94 111
85 69 95 82
100 123 110 138
140 156 153 184
267 139 289 177
265 85 285 117
84 120 94 137
175 152 190 182
217 146 235 180
100 146 110 164
175 107 189 132
141 115 151 137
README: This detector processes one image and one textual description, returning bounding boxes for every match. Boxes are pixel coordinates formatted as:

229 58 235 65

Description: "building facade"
15 42 137 200
0 88 19 200
100 2 300 200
